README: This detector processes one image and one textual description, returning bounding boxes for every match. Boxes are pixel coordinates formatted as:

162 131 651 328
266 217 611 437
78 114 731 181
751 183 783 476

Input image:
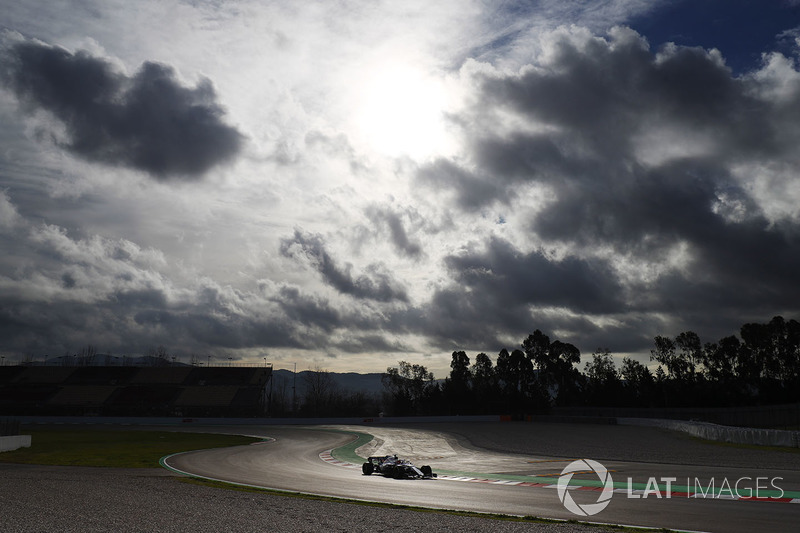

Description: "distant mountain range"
271 369 385 397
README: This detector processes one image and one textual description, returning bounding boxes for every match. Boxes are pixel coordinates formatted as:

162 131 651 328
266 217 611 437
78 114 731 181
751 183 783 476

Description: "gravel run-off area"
1 463 604 533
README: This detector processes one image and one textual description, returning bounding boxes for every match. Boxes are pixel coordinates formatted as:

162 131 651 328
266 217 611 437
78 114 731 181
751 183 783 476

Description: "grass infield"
0 428 260 468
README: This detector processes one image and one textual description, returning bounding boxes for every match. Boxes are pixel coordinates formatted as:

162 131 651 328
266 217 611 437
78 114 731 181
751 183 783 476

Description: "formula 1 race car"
361 455 437 479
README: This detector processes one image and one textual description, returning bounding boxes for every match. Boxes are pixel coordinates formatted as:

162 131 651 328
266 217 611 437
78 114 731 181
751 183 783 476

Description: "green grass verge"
0 429 260 468
324 428 374 464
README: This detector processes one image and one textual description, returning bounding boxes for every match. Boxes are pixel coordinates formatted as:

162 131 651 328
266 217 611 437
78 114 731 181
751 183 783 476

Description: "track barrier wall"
0 435 31 452
618 417 800 448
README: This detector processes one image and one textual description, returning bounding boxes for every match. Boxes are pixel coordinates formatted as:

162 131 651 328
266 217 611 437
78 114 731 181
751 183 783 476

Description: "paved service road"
164 424 800 532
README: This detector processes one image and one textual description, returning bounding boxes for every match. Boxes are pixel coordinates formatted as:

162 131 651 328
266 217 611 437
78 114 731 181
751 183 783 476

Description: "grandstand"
0 365 273 417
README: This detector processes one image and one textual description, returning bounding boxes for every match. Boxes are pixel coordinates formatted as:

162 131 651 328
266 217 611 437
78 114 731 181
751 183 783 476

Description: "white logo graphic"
557 459 614 516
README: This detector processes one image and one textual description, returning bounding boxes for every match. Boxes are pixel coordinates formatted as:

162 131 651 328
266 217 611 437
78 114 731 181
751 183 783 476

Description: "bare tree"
147 346 170 366
303 366 336 416
271 374 290 415
80 345 97 366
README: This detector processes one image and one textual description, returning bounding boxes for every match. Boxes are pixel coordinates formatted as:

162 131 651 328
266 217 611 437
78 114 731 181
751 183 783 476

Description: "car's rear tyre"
362 462 374 475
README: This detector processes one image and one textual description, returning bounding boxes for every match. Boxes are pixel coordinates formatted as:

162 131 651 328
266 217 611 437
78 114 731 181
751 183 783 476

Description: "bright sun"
355 66 453 160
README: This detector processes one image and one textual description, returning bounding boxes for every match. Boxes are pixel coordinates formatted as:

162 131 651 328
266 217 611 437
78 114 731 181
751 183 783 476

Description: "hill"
271 369 385 397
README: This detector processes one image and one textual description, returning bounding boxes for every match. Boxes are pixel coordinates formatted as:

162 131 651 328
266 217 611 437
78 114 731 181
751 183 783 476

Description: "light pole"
292 362 297 412
262 357 271 416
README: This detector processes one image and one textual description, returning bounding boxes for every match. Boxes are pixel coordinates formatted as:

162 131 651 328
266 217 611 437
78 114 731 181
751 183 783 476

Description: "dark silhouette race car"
361 455 437 479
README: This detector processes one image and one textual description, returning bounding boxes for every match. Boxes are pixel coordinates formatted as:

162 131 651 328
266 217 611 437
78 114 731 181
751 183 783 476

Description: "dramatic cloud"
414 236 623 350
364 205 423 259
414 26 800 348
280 230 409 303
0 190 305 357
444 237 623 314
1 1 799 375
1 40 243 179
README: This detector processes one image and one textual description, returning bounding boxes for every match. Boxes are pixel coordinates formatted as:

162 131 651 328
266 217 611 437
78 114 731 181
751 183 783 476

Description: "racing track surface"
164 425 800 532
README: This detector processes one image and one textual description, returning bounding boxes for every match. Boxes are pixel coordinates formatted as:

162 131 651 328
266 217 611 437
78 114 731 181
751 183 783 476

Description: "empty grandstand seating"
183 367 265 386
13 367 75 384
64 367 139 385
0 367 25 383
176 386 240 407
130 367 193 385
0 365 272 417
0 384 60 414
48 386 118 407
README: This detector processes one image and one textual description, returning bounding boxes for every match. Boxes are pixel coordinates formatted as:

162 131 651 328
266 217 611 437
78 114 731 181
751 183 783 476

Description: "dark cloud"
268 285 400 351
0 187 408 361
279 229 409 302
365 205 423 259
481 33 773 154
416 158 516 209
412 27 800 353
445 237 623 314
109 288 168 309
413 236 623 349
2 40 243 178
418 28 786 209
0 286 304 359
333 333 409 354
271 285 342 333
0 202 303 357
415 287 515 350
132 307 299 350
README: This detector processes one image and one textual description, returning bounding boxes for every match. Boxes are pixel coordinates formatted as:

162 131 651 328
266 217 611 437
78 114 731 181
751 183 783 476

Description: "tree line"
380 316 800 416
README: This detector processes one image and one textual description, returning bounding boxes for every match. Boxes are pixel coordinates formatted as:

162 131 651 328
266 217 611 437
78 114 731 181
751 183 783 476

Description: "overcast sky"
1 0 799 377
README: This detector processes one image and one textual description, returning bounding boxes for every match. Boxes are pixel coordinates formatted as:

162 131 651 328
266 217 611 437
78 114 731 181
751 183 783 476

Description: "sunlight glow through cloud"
355 65 454 160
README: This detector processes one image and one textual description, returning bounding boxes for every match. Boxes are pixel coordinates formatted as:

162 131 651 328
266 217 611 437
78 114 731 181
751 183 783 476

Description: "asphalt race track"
163 424 800 532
